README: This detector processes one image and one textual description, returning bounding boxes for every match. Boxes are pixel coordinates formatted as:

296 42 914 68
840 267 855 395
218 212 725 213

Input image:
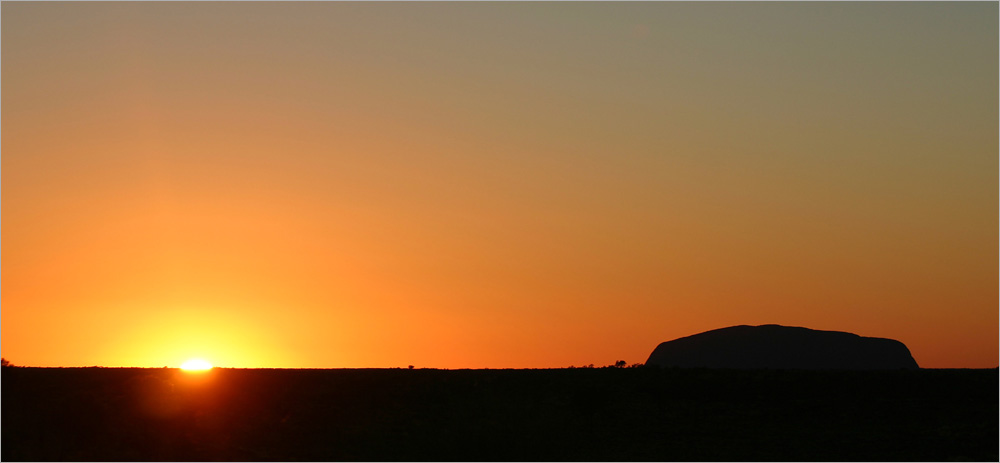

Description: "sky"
2 2 997 369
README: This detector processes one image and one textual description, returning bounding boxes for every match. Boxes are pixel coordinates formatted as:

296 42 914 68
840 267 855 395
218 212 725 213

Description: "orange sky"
2 2 997 369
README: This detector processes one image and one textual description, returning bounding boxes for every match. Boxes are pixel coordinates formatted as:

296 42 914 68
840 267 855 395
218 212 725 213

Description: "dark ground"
2 366 996 461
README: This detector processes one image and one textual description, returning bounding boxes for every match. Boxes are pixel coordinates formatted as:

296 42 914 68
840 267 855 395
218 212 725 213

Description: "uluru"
646 324 919 370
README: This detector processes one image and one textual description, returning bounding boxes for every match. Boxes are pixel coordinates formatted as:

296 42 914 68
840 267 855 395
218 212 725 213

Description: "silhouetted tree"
614 360 627 368
1 358 11 368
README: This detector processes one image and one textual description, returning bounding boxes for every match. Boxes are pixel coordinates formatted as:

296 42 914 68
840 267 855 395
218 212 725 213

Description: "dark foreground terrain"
2 366 997 461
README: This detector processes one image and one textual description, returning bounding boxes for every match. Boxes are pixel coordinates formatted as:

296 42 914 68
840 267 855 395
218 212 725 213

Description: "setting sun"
180 359 213 371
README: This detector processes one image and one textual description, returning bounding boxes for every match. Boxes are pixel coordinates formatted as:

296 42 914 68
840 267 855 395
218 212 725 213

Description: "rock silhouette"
646 324 919 370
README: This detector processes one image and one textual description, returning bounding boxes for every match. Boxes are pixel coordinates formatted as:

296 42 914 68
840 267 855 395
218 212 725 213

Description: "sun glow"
180 359 213 371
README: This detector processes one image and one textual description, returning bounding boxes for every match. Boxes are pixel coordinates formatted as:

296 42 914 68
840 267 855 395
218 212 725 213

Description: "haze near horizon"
2 2 997 369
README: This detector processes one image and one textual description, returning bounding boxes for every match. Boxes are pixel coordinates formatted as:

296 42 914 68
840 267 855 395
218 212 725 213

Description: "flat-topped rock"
646 324 919 370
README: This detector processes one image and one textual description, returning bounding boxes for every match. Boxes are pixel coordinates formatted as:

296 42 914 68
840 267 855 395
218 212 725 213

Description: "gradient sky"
2 2 997 369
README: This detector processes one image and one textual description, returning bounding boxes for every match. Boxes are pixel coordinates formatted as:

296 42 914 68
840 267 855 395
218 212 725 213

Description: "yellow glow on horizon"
98 304 300 369
180 359 213 371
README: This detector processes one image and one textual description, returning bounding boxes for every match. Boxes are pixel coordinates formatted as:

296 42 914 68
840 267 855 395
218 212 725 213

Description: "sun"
180 358 213 371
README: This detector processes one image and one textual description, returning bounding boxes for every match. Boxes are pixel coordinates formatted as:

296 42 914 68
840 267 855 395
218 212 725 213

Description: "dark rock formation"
646 324 919 370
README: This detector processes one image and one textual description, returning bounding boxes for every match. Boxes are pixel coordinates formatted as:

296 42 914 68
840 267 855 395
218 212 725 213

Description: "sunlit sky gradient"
2 2 997 369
